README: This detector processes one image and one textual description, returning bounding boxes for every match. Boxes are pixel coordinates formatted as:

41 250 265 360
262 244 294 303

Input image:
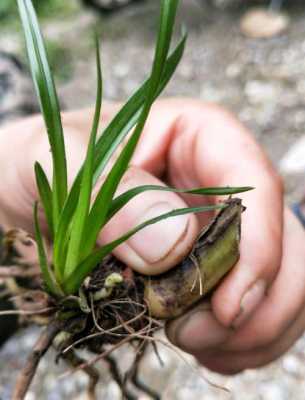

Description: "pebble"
282 355 302 375
260 382 287 400
240 8 290 39
244 80 279 104
113 62 129 78
279 135 305 174
226 63 242 78
105 381 121 399
24 393 35 400
200 84 226 102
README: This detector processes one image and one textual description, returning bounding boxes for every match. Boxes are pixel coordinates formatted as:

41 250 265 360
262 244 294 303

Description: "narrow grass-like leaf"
64 203 226 294
34 162 54 238
53 31 187 272
33 202 63 297
80 0 180 258
63 37 103 279
53 180 79 273
92 27 187 185
18 0 67 229
106 185 253 222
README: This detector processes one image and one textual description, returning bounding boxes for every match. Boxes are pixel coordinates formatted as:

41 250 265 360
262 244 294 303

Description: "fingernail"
232 280 266 329
168 306 229 353
128 202 189 264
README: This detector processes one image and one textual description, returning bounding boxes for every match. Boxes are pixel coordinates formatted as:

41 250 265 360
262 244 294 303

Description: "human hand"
0 98 302 373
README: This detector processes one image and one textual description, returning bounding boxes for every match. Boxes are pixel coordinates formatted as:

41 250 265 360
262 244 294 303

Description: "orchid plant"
17 0 251 299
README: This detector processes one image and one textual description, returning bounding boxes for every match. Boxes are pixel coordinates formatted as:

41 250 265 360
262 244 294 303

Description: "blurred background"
1 0 305 399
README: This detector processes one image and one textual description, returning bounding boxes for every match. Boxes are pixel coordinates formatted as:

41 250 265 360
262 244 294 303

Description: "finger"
98 166 199 275
197 299 305 375
133 98 283 327
215 207 305 351
169 101 283 329
191 209 305 374
166 207 305 363
0 105 116 232
166 302 232 354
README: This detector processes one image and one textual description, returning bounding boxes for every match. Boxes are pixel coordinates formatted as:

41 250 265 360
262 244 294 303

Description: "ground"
1 0 305 398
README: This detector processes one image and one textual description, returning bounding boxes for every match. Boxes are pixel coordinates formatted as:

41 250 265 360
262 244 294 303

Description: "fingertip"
110 208 199 275
166 303 230 354
99 166 200 275
211 263 267 328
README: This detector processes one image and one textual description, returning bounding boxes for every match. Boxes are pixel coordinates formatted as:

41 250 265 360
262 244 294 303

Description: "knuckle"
171 98 234 127
188 100 234 124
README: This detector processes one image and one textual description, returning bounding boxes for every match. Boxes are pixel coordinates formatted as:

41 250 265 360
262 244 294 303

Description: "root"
104 354 137 400
12 323 60 400
126 342 160 400
62 350 99 400
61 336 133 377
151 340 164 367
133 334 230 394
189 253 203 296
61 298 151 355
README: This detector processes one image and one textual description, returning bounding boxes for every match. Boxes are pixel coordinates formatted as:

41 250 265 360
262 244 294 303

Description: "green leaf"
52 180 78 273
64 203 226 294
18 0 68 229
33 202 63 297
63 36 103 279
80 0 180 259
52 31 186 271
34 162 54 238
107 185 253 222
92 30 186 185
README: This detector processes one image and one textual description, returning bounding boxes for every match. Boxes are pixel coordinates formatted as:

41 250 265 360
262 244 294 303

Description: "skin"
0 98 304 374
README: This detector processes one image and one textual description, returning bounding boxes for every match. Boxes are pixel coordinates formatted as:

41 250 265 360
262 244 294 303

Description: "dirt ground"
1 1 305 399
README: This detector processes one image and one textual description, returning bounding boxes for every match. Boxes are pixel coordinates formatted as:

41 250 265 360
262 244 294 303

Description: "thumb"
98 166 199 275
0 112 199 276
